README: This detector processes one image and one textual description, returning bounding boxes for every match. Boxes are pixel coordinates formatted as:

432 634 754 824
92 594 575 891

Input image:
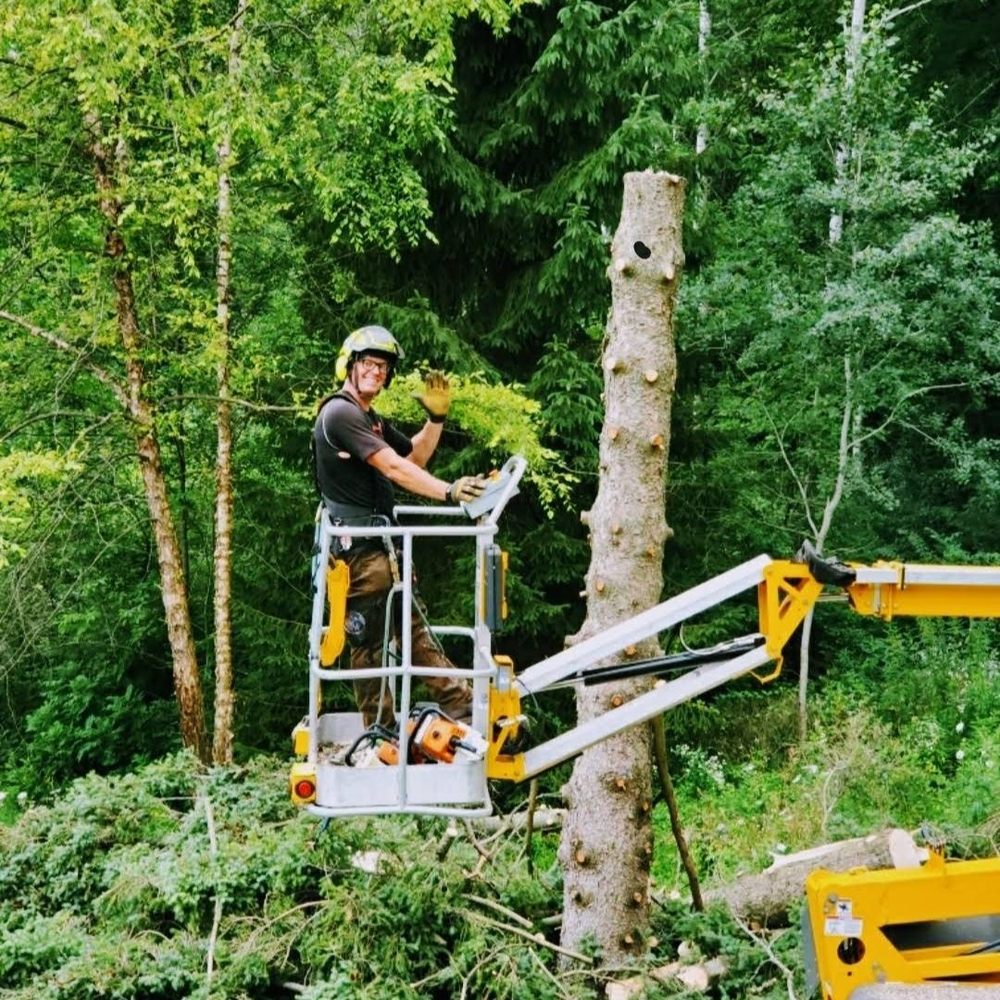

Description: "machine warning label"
824 899 863 937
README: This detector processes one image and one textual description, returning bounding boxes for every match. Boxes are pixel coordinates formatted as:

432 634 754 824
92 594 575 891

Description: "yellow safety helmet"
335 325 405 387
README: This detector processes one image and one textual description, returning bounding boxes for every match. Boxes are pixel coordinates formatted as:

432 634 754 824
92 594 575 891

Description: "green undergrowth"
652 695 1000 893
652 619 1000 891
0 751 814 1000
3 621 998 1000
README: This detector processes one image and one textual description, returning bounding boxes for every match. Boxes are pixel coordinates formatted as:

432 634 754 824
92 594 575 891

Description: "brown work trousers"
342 546 472 727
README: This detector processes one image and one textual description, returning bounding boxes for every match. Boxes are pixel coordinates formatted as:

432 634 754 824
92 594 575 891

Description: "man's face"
352 353 391 397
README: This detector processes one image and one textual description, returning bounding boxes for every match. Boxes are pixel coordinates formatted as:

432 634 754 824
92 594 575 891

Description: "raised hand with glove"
446 475 488 504
414 371 451 424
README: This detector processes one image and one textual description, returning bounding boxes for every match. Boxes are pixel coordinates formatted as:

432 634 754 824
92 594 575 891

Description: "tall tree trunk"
829 0 866 244
797 357 853 742
559 171 685 963
87 118 208 763
175 427 191 589
811 0 865 735
211 0 248 767
696 0 711 156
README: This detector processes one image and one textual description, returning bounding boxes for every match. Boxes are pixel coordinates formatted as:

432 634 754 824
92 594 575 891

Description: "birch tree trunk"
797 357 853 742
829 0 866 244
804 0 866 735
210 0 248 767
696 0 711 156
87 119 208 762
559 171 685 963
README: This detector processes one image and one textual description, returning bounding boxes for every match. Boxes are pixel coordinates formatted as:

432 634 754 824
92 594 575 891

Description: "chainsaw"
345 705 488 767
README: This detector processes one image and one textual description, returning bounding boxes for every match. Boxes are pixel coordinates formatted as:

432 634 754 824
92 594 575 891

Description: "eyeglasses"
357 357 390 375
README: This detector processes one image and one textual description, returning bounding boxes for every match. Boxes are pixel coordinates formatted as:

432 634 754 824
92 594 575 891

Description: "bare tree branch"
156 393 303 414
850 381 969 449
160 3 247 55
202 794 224 984
0 310 128 409
735 919 799 1000
0 410 112 445
461 910 595 965
762 404 819 540
883 0 938 24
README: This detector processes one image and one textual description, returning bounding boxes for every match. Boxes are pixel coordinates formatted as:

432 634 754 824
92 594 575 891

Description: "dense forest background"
1 0 998 995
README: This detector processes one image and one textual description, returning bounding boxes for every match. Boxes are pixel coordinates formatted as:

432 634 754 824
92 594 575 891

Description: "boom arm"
487 550 1000 782
845 562 1000 619
291 461 1000 819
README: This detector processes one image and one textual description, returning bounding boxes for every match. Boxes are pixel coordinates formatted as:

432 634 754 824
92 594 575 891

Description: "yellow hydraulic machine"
291 455 1000 994
291 454 1000 816
804 850 1000 998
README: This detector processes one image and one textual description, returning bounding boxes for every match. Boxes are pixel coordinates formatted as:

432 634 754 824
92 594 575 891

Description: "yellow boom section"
758 559 825 658
846 563 1000 620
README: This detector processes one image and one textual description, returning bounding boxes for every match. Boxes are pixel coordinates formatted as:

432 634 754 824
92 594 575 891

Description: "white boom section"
514 554 774 696
855 564 1000 586
519 643 773 779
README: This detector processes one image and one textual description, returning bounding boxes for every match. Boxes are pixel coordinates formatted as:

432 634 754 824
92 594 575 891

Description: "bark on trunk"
210 0 248 767
797 356 853 742
88 118 207 763
175 430 191 588
696 0 711 156
829 0 867 244
704 828 922 926
559 171 685 964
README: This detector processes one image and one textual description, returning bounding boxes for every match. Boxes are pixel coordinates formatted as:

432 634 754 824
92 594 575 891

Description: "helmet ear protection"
335 325 404 387
334 350 351 383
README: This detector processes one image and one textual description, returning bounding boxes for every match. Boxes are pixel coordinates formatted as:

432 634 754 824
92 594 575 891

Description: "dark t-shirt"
313 392 413 518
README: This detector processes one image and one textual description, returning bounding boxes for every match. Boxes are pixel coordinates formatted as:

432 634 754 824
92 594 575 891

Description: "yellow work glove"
413 370 451 424
446 476 488 504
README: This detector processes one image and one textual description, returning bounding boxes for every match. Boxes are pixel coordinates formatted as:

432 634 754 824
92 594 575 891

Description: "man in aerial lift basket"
311 324 488 727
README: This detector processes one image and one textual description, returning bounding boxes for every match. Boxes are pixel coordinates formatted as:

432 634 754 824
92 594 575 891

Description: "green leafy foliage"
653 620 1000 886
381 370 573 507
0 3 998 990
4 716 990 996
0 450 79 569
0 750 896 999
674 19 1000 574
0 0 532 778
